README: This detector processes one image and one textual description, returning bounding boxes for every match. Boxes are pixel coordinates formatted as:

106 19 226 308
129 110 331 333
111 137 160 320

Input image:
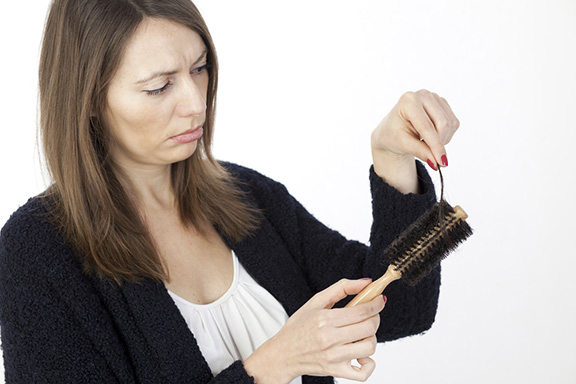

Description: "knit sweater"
0 162 440 384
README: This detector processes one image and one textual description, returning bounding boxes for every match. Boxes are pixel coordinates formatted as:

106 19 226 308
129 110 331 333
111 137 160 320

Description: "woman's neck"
115 162 176 211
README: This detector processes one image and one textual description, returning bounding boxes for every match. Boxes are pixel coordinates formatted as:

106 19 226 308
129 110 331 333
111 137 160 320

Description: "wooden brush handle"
345 265 402 307
454 205 468 220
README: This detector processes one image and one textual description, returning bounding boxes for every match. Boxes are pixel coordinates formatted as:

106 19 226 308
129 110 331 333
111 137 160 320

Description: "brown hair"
40 0 260 283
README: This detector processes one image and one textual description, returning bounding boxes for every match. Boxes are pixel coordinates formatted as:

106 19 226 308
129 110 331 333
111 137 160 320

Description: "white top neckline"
168 249 240 310
168 252 302 384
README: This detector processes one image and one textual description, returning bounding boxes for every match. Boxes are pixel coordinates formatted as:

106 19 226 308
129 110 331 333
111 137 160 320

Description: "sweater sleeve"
0 203 126 383
365 162 441 340
232 161 440 342
210 361 254 383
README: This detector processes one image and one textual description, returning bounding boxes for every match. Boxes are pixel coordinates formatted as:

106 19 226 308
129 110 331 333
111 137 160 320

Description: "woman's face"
104 18 209 170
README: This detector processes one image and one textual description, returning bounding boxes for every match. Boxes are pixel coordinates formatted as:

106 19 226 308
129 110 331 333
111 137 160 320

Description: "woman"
0 0 459 383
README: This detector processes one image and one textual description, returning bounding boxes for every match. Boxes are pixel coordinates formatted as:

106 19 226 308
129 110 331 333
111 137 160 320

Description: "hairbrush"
346 198 472 307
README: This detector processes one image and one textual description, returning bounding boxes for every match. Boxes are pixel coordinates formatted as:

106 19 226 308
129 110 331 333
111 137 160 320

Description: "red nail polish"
382 295 387 304
427 159 437 171
441 154 448 167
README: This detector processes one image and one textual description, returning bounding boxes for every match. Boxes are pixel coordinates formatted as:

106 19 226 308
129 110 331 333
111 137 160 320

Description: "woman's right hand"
243 278 386 383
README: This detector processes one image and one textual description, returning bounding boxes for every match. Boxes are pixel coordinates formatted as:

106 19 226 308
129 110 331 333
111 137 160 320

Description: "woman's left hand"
371 89 460 193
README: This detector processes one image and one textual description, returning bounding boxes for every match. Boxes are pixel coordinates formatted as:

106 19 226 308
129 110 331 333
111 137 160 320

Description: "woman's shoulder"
221 161 279 184
0 195 79 280
1 195 55 242
221 161 291 197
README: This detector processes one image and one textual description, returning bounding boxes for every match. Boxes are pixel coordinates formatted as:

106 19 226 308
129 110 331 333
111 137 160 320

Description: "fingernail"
426 159 437 171
360 277 372 281
382 295 387 304
441 154 448 167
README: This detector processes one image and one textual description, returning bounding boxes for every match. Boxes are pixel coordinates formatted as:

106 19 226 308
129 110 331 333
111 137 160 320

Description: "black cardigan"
0 162 440 383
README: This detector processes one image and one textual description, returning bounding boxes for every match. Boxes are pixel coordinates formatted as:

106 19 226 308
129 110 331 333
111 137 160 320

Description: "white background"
1 1 575 383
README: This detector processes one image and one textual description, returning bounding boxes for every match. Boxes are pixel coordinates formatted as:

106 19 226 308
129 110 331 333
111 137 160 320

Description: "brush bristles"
383 200 473 286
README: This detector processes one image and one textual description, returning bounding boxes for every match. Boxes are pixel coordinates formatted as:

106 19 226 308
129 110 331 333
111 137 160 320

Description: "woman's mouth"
169 126 203 144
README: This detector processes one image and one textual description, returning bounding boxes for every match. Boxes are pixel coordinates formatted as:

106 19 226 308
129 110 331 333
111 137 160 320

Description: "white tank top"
168 252 302 384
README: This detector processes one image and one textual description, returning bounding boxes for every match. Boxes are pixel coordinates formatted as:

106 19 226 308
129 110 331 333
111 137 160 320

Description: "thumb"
400 135 440 171
308 278 373 310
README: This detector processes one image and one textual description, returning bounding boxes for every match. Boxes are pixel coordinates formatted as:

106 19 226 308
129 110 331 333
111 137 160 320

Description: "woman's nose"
177 76 207 117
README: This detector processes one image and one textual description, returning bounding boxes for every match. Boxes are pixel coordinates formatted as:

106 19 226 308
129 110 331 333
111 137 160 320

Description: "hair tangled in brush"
382 200 473 286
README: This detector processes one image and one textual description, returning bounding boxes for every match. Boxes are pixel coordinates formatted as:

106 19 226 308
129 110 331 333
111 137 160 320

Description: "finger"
421 93 460 166
331 294 385 328
322 311 380 348
337 313 381 345
322 333 378 365
356 356 376 371
309 278 373 310
318 303 382 349
436 96 460 144
353 356 376 379
407 103 448 169
395 128 437 170
401 97 447 159
421 92 453 128
333 355 376 382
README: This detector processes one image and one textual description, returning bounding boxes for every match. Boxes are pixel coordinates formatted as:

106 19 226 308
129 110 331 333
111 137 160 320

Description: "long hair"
40 0 260 283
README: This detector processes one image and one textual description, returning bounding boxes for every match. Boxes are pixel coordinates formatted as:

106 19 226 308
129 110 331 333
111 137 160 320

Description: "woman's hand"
243 278 386 383
371 90 460 194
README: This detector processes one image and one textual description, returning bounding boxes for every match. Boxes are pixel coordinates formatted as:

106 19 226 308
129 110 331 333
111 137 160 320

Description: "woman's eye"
145 81 172 96
191 63 210 75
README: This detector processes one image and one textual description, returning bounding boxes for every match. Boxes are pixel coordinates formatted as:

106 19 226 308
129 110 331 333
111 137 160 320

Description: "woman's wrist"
243 336 295 384
371 145 420 195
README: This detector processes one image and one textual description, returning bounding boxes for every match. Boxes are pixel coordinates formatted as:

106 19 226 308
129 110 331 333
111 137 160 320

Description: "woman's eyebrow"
135 70 178 85
135 50 208 85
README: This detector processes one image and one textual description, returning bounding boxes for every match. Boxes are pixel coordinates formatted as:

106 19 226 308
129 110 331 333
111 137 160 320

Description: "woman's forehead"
116 18 207 83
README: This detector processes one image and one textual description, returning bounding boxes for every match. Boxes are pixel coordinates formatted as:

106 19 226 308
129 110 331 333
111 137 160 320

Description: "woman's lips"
169 126 203 144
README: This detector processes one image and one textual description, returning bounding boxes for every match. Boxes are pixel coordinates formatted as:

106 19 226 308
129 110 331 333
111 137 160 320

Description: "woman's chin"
168 143 199 164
